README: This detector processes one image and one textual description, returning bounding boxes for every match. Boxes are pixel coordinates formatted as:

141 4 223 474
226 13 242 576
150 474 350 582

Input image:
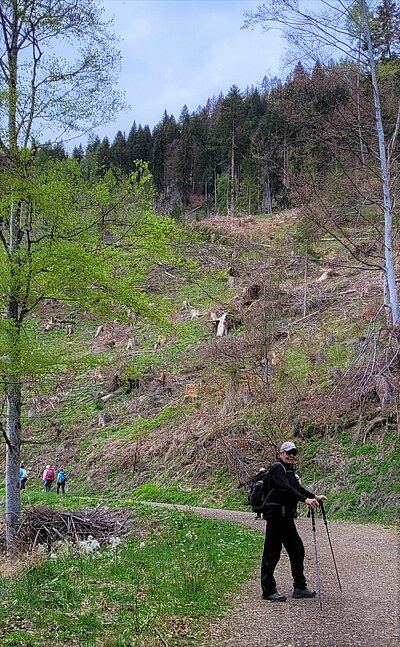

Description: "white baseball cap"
280 441 297 453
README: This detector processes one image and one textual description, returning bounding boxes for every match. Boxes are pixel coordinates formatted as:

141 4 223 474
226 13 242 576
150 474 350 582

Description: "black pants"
261 515 307 596
57 482 65 494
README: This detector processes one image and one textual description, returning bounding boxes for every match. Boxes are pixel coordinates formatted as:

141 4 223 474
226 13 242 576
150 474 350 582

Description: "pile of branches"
0 506 135 550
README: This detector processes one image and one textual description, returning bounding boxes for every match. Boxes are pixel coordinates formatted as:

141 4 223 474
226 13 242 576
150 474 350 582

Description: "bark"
303 255 308 317
5 381 22 551
5 202 23 552
283 133 289 190
356 34 366 166
214 166 217 212
229 128 235 216
4 2 22 554
362 0 399 325
262 169 272 214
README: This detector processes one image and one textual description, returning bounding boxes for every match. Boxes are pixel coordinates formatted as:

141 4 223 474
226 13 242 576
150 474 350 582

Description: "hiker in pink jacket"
43 465 55 492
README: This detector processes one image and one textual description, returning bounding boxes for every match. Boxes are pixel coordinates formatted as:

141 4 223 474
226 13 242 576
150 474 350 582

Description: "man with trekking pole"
260 441 327 602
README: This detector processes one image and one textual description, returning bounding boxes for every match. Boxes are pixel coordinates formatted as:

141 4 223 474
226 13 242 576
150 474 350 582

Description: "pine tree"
371 0 400 61
213 85 245 215
151 111 179 194
72 144 84 163
110 130 129 174
97 137 111 174
175 105 193 208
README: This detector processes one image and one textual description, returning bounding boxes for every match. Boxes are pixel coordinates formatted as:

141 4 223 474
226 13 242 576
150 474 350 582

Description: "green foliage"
0 507 263 646
0 160 177 385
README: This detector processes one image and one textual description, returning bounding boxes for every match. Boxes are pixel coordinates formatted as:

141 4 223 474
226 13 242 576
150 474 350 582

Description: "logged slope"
7 210 400 524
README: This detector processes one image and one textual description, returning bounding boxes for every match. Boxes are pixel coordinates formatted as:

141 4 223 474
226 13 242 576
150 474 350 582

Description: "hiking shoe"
262 592 287 602
292 588 316 599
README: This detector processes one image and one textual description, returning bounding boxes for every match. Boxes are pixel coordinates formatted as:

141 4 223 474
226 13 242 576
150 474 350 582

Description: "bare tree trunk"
356 34 366 166
5 201 22 553
4 6 22 553
362 0 399 325
5 380 22 552
263 169 272 214
283 133 289 190
383 271 391 325
229 128 235 216
303 255 308 317
214 166 217 212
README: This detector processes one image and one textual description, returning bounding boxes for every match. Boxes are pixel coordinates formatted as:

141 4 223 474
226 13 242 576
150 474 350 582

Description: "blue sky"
95 0 286 141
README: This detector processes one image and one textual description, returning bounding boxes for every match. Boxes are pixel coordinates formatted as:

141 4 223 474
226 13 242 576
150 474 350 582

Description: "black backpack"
247 463 286 512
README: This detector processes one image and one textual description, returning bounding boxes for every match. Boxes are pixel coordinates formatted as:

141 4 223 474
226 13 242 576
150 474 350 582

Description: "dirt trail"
149 503 399 647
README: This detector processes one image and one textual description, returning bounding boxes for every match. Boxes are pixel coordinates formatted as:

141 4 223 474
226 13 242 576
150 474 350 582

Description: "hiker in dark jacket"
261 441 327 602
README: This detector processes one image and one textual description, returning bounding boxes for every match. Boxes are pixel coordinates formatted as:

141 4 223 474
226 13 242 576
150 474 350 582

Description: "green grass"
281 347 312 381
299 432 400 524
108 405 184 440
0 507 263 646
0 485 106 511
128 480 246 511
124 319 210 380
179 273 233 309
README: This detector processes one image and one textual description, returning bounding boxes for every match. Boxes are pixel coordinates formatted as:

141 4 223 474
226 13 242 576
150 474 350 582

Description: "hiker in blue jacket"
261 441 327 602
56 468 68 494
19 464 28 490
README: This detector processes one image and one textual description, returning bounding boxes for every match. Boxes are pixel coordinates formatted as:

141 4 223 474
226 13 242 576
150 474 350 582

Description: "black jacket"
265 459 315 513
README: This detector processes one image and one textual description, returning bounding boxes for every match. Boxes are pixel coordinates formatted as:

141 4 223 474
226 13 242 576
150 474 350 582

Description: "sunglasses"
284 449 298 456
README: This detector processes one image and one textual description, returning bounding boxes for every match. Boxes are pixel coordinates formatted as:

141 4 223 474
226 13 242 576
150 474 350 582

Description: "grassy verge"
299 432 400 524
128 481 246 511
0 506 263 647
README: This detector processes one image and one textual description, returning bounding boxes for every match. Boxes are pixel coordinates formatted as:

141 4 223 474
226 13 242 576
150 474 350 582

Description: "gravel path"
148 503 399 647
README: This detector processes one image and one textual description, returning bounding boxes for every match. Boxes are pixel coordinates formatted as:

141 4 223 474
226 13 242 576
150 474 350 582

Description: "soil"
149 503 399 647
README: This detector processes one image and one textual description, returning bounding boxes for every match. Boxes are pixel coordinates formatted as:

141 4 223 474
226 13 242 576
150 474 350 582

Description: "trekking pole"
319 501 342 593
310 507 323 610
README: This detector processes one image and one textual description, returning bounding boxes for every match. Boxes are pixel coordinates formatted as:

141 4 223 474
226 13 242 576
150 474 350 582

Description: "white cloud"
93 0 286 140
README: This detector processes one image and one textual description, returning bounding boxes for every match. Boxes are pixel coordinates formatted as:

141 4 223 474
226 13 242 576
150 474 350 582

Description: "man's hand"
315 495 327 502
305 498 319 508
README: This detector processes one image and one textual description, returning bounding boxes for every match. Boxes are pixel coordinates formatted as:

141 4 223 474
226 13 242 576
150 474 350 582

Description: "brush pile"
0 506 136 550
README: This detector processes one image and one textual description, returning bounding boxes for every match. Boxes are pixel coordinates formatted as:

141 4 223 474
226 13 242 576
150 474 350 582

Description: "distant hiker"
43 465 55 492
19 463 28 490
56 468 68 494
260 441 327 602
250 467 267 519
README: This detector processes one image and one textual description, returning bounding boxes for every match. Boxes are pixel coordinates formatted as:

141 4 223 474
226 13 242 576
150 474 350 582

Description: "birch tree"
244 0 400 324
0 1 173 553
